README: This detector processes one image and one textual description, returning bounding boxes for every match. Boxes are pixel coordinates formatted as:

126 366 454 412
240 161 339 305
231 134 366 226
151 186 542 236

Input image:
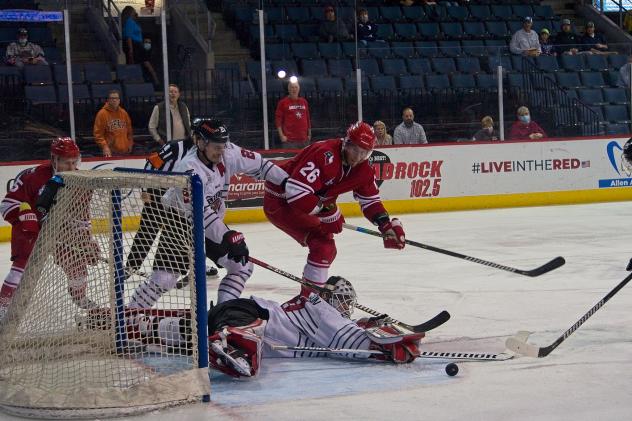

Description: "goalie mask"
622 138 632 176
321 276 357 318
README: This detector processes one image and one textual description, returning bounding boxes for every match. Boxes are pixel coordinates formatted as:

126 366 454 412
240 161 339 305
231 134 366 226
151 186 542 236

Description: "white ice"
1 201 631 421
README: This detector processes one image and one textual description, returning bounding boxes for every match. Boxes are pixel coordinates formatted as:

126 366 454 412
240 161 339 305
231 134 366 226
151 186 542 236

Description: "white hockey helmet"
322 276 357 318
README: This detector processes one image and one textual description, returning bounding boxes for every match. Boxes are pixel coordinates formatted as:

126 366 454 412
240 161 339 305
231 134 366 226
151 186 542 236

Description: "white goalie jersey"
162 142 288 243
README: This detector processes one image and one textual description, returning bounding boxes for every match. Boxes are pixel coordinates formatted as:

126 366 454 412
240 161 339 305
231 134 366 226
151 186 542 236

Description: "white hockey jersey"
162 142 287 243
252 294 372 359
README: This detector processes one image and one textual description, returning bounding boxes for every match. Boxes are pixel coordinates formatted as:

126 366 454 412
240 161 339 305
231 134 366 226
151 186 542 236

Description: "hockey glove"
35 175 64 217
222 230 249 265
318 204 344 234
378 218 406 250
17 202 39 235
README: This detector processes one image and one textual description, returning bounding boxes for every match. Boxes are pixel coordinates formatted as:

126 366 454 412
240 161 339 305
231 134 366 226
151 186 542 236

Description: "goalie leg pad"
208 321 265 378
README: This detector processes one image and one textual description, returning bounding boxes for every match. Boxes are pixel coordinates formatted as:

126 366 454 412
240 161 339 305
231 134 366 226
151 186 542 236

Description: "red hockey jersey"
0 163 53 224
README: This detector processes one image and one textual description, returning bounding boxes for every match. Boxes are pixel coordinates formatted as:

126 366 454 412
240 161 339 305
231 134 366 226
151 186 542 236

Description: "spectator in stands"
555 19 580 55
5 28 48 68
539 28 556 56
93 90 134 157
319 5 351 43
139 36 160 88
581 21 609 55
373 120 392 146
509 17 541 57
148 84 191 147
275 80 311 148
122 6 146 66
393 107 428 145
357 8 381 46
618 55 632 88
509 106 547 140
472 116 498 141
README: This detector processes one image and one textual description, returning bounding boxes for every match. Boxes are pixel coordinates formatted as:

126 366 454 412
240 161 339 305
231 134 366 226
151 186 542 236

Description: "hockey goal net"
0 169 210 419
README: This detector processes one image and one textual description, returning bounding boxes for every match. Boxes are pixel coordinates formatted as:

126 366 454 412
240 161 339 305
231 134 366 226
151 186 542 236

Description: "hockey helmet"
622 138 632 176
322 276 357 318
345 121 376 151
51 137 80 158
192 117 229 144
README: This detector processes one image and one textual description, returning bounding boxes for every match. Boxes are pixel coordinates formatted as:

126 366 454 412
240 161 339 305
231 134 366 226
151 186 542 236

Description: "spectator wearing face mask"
509 106 547 140
5 28 48 68
139 36 159 87
472 116 498 141
393 107 427 144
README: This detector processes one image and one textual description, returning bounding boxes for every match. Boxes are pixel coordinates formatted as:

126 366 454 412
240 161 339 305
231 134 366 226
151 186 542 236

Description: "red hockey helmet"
51 137 80 158
345 121 376 151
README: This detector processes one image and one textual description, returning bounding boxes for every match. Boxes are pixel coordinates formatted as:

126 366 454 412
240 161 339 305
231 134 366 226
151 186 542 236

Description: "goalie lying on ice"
84 276 424 378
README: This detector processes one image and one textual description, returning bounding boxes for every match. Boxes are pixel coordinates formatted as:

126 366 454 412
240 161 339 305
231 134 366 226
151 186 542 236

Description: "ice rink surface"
1 201 632 421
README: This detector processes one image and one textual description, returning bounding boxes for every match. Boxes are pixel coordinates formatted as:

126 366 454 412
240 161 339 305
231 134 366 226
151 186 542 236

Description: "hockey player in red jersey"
263 121 406 291
0 137 84 320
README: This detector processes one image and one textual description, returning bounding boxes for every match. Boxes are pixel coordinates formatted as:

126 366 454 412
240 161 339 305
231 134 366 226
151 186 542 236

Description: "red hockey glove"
222 230 249 265
318 205 344 234
378 218 406 250
17 203 39 235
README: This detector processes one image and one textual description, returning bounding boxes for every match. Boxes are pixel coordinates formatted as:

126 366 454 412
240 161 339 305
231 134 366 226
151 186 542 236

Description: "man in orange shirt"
93 90 134 157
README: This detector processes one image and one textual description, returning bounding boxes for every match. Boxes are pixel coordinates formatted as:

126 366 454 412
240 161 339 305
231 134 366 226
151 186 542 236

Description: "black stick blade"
521 256 566 277
402 310 451 333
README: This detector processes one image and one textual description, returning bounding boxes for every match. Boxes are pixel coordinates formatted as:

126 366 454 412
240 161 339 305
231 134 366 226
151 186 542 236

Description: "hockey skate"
210 339 252 377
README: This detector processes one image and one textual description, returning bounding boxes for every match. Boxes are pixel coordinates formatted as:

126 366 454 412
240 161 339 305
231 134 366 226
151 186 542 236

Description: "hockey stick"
249 256 450 333
506 272 632 357
343 223 565 277
270 345 383 355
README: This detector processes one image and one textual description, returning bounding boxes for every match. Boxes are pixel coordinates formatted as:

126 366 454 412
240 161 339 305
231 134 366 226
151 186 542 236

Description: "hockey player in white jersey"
128 118 289 307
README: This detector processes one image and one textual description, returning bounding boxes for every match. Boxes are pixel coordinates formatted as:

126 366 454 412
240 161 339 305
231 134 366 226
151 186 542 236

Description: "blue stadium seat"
456 57 481 74
606 70 621 87
578 88 605 105
316 77 344 94
490 5 513 20
584 105 604 121
24 65 53 85
299 77 317 93
42 47 61 63
402 6 426 22
265 7 285 25
370 75 397 92
364 41 391 58
84 63 113 84
28 27 54 47
451 73 476 89
365 7 380 22
318 42 342 59
485 21 509 39
394 23 418 41
428 4 449 21
292 42 319 60
343 75 369 92
581 72 607 88
447 6 469 21
487 55 512 72
414 41 438 57
266 79 285 95
484 39 508 55
461 40 486 57
300 59 327 77
405 57 432 75
328 58 353 78
431 57 456 74
609 55 628 70
511 5 533 20
507 73 525 88
510 55 533 72
506 21 524 34
286 7 311 24
272 60 299 77
230 80 253 98
381 58 408 76
124 82 155 99
603 105 630 123
379 6 404 23
298 23 319 41
376 23 395 41
440 22 464 40
532 5 555 20
398 75 424 91
438 41 461 58
585 55 609 72
425 74 450 91
358 57 380 76
418 22 440 40
532 20 553 35
463 22 486 39
57 83 91 103
309 6 325 22
266 43 291 60
535 55 560 72
116 64 144 83
337 7 356 24
274 24 300 43
475 73 497 89
556 72 582 89
25 85 56 105
559 55 584 72
341 42 356 58
468 5 492 21
602 88 629 104
248 24 273 45
91 83 122 100
391 41 415 58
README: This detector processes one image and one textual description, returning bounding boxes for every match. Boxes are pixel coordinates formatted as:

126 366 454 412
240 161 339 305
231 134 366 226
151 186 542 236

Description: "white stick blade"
505 337 540 357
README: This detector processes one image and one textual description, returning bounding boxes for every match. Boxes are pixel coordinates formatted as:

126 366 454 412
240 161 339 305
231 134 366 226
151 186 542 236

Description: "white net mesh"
0 170 210 419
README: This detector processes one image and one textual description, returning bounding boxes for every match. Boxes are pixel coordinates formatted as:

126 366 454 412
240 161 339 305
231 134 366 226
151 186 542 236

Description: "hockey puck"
445 362 459 377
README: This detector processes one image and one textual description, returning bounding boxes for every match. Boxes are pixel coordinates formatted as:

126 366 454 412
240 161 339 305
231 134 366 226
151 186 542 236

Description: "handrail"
168 0 214 53
86 0 122 54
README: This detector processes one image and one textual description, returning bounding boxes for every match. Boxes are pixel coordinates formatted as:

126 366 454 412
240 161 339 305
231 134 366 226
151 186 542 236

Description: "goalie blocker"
89 276 424 378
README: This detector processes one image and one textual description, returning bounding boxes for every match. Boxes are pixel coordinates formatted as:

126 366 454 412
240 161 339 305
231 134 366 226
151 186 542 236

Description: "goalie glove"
36 175 64 217
222 230 249 265
377 217 405 250
318 204 344 234
17 202 39 235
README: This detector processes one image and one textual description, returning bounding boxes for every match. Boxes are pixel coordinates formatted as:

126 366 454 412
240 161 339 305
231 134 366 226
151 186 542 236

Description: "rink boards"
1 136 631 241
